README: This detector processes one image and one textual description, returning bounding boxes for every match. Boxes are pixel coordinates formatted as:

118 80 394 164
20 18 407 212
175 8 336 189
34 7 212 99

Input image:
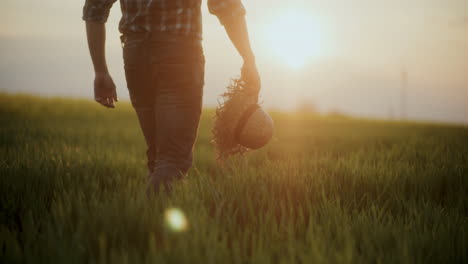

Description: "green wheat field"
1 94 467 263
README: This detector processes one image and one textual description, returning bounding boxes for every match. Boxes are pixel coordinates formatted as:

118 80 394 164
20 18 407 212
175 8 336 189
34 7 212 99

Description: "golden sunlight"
264 9 321 69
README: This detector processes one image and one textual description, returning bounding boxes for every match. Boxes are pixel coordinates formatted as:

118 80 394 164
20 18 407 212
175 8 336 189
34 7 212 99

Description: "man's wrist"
95 70 110 77
242 53 255 64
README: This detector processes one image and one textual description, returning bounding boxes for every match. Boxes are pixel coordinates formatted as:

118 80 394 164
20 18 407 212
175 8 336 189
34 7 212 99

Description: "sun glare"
264 10 321 69
164 208 188 232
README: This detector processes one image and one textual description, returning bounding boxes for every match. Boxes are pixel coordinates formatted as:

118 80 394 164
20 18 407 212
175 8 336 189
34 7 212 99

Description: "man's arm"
209 0 261 97
86 22 109 75
223 16 255 63
86 21 117 108
223 16 261 96
83 0 117 108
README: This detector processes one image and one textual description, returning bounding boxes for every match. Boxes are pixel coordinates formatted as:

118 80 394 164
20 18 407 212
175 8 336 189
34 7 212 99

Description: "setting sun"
264 9 321 69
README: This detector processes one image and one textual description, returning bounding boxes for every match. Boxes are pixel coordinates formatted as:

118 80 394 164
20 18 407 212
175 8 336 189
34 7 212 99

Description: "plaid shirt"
83 0 246 40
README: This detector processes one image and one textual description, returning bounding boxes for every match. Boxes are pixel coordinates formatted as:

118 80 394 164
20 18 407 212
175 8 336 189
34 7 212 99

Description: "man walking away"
83 0 260 193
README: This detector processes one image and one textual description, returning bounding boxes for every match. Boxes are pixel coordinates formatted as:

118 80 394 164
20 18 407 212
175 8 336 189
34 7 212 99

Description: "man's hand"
94 73 118 108
241 59 261 98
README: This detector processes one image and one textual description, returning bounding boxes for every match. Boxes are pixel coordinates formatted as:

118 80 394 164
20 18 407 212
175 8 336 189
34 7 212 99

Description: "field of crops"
1 94 467 263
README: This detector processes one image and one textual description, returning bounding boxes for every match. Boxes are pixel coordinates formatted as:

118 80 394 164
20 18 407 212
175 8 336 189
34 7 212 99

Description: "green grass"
1 94 467 263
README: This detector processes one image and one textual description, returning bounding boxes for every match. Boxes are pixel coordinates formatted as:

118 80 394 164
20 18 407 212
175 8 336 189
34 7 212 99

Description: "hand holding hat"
212 77 273 161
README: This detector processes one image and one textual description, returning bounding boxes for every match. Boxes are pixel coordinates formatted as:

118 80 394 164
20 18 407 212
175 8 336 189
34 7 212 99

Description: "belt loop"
120 34 126 48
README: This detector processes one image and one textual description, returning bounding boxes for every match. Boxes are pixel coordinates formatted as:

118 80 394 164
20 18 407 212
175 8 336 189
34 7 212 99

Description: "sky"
0 0 467 124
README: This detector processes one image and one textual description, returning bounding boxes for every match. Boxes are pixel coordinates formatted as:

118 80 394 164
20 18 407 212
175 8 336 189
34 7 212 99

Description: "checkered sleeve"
82 0 117 23
208 0 246 25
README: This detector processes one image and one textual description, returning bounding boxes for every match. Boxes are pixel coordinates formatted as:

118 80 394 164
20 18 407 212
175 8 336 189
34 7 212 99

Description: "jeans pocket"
122 38 147 70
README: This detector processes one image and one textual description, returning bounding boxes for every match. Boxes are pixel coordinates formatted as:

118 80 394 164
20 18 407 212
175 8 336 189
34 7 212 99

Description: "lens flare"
164 208 188 232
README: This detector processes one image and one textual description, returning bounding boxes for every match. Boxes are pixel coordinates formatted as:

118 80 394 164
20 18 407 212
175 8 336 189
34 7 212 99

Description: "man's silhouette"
83 0 260 193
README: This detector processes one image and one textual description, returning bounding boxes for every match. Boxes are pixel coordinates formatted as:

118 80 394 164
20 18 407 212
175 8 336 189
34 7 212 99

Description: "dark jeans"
122 33 205 182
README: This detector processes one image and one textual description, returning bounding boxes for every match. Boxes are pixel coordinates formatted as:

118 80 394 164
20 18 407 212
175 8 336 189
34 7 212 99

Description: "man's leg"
148 40 205 193
122 35 158 173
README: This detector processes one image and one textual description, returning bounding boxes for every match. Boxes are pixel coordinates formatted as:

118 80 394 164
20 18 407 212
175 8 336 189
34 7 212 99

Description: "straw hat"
212 78 274 160
234 105 274 149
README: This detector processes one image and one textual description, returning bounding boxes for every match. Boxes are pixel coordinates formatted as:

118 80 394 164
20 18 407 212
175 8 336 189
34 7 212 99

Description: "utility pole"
400 69 408 120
